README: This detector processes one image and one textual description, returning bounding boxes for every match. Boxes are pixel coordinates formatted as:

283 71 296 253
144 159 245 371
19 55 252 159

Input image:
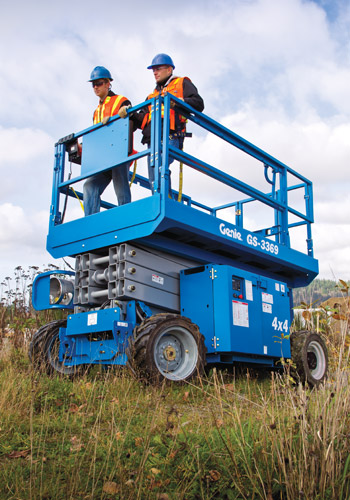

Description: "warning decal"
152 274 164 285
262 303 272 314
88 313 98 326
262 292 273 304
232 300 249 328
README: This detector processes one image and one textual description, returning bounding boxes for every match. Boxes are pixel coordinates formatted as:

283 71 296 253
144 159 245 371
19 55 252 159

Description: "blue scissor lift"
30 94 328 385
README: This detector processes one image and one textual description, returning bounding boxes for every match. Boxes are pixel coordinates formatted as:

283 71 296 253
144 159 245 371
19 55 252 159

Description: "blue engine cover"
180 264 291 363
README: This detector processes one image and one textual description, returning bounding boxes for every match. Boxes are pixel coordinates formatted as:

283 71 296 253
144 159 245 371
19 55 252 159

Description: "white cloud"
217 110 350 187
0 127 52 165
314 196 350 225
0 127 54 211
313 223 350 280
0 0 349 284
0 203 58 281
0 203 47 248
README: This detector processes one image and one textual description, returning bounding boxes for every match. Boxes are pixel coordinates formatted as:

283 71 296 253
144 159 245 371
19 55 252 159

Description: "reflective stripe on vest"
141 77 188 131
93 94 128 124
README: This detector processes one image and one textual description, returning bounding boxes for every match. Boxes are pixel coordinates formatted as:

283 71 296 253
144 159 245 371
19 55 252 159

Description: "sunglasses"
152 65 170 72
92 80 106 87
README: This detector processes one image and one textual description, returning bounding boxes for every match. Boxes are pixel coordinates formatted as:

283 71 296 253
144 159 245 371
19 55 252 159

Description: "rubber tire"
29 320 66 366
128 313 206 384
29 320 77 376
290 331 328 387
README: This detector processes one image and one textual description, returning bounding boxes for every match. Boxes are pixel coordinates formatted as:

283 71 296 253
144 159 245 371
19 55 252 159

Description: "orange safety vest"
141 77 189 132
93 94 129 125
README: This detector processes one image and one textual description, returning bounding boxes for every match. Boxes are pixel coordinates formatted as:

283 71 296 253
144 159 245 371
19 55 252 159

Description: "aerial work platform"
48 94 318 289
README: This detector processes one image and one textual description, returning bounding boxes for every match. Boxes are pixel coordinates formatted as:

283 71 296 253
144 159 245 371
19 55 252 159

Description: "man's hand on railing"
170 97 184 109
118 105 131 119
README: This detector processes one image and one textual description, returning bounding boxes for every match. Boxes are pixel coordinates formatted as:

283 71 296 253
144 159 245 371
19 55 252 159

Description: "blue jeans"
83 163 131 216
147 137 183 194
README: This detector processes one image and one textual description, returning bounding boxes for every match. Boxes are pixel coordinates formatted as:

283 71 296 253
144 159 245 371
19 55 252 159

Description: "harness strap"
70 186 85 213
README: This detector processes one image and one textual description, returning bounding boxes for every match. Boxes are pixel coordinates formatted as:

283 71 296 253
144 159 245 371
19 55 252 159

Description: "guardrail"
50 94 314 257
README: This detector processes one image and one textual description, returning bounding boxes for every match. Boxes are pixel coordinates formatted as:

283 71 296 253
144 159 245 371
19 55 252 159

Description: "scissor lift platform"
48 94 318 289
29 94 330 385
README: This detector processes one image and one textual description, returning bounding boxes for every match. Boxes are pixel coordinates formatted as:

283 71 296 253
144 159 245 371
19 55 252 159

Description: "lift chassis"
30 95 328 386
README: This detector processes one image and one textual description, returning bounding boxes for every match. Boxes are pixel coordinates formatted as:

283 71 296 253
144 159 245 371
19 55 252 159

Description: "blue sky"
311 0 344 20
0 0 350 287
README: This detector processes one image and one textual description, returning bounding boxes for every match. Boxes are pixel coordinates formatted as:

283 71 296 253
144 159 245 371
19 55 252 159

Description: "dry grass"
0 322 349 500
0 272 349 499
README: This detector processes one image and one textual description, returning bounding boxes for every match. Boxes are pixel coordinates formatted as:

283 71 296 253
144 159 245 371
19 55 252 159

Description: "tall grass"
0 271 349 499
0 333 349 499
0 265 68 349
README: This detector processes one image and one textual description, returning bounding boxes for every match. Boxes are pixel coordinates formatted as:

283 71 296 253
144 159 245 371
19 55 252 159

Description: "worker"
83 66 131 216
126 54 204 194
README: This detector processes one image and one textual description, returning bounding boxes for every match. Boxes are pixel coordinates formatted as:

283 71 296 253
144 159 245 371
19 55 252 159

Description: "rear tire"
128 313 206 384
290 331 328 386
29 320 77 376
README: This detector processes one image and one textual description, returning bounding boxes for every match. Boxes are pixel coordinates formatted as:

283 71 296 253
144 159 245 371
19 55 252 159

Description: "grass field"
0 328 349 500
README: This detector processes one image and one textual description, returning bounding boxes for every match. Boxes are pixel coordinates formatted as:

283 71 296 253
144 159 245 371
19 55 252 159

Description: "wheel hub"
152 325 200 380
163 345 177 361
307 351 317 370
157 337 181 371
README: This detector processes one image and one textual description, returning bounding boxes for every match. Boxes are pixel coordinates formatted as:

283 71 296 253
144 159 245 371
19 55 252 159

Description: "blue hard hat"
88 66 113 82
147 53 175 69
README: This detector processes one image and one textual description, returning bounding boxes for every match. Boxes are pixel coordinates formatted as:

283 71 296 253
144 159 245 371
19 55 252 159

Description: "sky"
0 0 350 289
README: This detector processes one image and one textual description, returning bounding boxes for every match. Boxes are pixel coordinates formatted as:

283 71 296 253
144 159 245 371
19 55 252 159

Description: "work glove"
102 116 110 125
170 97 184 108
118 105 131 119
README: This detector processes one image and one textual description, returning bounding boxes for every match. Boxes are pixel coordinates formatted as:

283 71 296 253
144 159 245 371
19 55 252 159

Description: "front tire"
128 313 206 383
290 331 328 386
29 320 77 376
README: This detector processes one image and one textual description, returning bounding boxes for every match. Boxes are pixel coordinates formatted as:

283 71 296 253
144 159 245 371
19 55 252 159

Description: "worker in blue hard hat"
127 54 204 194
83 66 132 216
